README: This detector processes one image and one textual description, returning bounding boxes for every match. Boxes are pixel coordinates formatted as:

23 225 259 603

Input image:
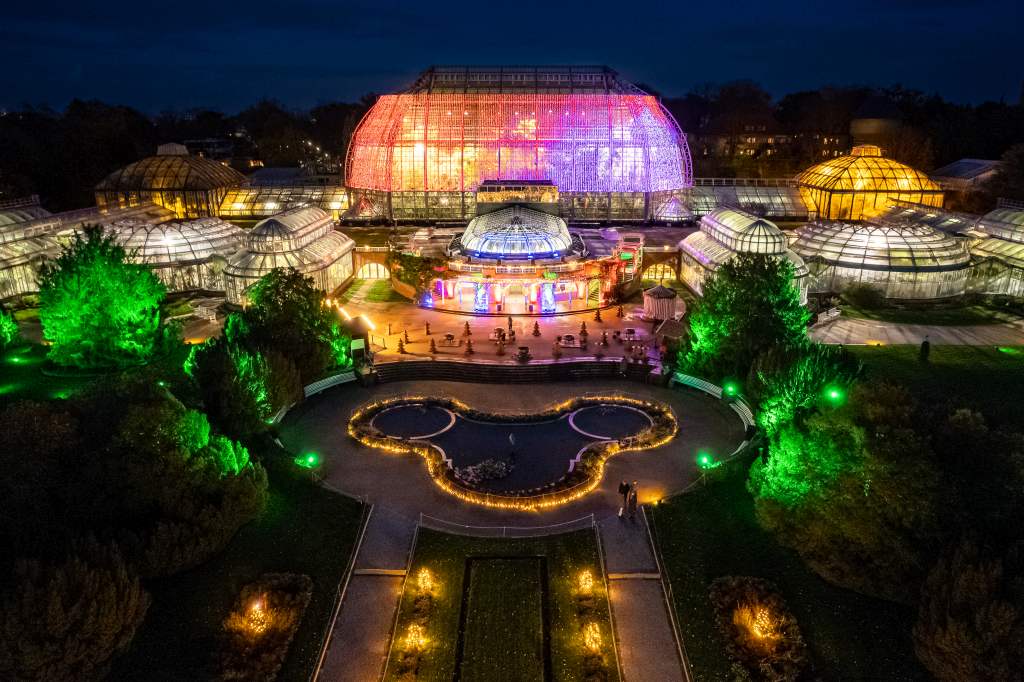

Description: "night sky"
2 0 1019 112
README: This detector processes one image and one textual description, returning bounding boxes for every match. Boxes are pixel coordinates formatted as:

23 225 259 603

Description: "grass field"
110 455 365 681
650 471 928 681
849 344 1024 429
841 303 1022 326
384 528 618 682
338 278 407 304
459 558 547 681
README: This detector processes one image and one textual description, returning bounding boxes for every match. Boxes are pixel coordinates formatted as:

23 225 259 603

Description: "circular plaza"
278 377 746 524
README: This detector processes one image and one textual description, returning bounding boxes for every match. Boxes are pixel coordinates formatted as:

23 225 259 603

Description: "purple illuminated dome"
345 66 692 220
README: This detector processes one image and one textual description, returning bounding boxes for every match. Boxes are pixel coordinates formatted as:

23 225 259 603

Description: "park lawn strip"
840 303 1021 326
650 471 927 680
365 279 408 302
109 462 365 681
460 558 546 681
385 528 619 682
848 344 1024 429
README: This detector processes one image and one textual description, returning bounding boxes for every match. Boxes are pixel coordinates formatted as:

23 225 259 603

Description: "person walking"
627 480 639 520
617 480 630 517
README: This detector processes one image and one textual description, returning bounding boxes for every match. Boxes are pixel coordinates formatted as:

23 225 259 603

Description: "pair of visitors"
617 480 639 520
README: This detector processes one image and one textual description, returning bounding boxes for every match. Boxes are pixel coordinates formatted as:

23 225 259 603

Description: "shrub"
842 282 885 309
708 576 807 681
0 308 18 350
219 573 313 681
0 541 150 682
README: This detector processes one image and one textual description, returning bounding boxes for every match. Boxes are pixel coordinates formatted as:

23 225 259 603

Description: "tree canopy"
38 226 168 369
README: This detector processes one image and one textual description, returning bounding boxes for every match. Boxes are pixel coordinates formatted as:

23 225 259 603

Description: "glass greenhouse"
967 208 1024 297
219 185 350 220
456 206 576 259
95 150 246 219
0 235 58 299
107 216 246 292
790 220 970 299
345 66 693 222
223 206 355 305
679 208 809 302
796 145 944 220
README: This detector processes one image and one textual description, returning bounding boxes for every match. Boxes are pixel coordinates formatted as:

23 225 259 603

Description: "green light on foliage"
157 380 167 387
997 346 1021 356
824 386 846 406
722 381 739 397
697 451 718 470
295 452 320 469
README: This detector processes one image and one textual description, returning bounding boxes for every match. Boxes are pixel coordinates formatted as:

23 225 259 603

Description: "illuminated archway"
643 263 676 283
357 262 389 279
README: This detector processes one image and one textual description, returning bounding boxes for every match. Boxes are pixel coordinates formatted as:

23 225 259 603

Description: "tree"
749 383 941 602
684 254 810 380
38 226 167 369
984 143 1024 203
190 338 274 439
913 538 1024 682
0 541 150 682
0 309 18 350
387 252 448 293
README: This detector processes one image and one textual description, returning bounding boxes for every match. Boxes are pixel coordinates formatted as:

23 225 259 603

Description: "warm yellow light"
417 568 434 593
583 622 601 652
733 603 778 642
405 623 427 650
246 597 269 635
577 569 594 595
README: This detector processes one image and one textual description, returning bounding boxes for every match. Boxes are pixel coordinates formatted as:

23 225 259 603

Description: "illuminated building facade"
796 145 944 221
345 66 693 222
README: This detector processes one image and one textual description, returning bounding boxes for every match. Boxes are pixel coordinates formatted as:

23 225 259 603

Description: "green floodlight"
697 451 716 470
722 381 739 397
295 452 320 469
824 385 846 406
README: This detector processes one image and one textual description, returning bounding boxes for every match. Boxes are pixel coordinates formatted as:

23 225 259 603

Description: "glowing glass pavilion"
346 66 693 222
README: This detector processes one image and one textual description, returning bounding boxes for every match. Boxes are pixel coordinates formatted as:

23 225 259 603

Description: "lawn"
384 528 619 682
337 278 407 304
108 450 366 681
460 558 547 680
841 302 1022 326
650 471 928 681
849 344 1024 429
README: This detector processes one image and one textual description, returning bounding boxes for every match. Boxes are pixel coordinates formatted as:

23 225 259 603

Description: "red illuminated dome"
345 66 692 221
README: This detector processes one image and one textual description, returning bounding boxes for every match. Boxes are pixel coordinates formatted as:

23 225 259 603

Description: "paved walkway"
811 316 1024 346
281 379 741 681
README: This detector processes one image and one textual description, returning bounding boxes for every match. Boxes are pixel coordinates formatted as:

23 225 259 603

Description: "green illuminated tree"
749 382 941 602
683 254 810 380
190 338 274 439
0 308 18 350
913 538 1024 682
0 541 149 682
38 226 167 369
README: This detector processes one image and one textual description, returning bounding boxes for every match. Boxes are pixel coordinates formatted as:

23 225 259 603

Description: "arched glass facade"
457 206 574 259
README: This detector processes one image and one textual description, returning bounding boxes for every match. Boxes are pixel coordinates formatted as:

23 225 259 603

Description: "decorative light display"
246 597 269 636
577 569 594 595
346 94 692 193
541 282 556 313
583 622 602 652
417 568 434 594
405 624 427 651
459 207 573 258
348 395 677 511
733 603 778 642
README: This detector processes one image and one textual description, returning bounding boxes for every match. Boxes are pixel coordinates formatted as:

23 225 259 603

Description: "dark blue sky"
1 0 1019 112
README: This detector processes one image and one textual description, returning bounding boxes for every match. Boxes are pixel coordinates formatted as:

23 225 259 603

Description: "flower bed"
708 576 807 681
348 395 677 511
219 573 313 681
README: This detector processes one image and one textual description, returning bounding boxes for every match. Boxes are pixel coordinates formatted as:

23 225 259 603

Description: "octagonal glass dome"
458 205 574 259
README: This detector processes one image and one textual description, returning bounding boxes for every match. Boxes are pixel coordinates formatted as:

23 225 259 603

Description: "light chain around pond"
369 402 654 493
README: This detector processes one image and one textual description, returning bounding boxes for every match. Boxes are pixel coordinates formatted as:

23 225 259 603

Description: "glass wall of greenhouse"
966 208 1024 297
224 207 355 305
790 221 970 299
679 208 808 302
796 146 944 221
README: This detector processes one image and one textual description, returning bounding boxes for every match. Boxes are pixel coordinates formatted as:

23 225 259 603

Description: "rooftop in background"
404 65 646 94
930 158 1001 192
96 152 247 193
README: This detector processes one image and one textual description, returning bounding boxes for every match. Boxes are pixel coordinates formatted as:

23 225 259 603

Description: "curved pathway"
811 316 1024 346
280 378 745 682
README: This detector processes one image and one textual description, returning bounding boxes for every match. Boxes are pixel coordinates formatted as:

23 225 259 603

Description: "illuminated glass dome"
224 206 355 305
345 66 692 221
790 221 970 299
457 206 575 259
796 145 944 220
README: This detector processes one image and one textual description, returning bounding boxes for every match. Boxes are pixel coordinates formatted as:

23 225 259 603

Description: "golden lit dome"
796 145 943 221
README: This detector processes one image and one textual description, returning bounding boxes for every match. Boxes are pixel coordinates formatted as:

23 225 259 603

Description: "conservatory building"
223 206 355 305
796 145 944 221
345 65 693 222
965 208 1024 297
433 203 633 314
790 219 970 299
679 208 809 303
105 217 246 293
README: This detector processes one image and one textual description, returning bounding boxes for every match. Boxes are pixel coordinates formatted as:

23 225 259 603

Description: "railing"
671 371 755 430
0 194 40 209
997 197 1024 210
354 245 390 252
303 371 357 398
693 177 798 188
418 512 595 538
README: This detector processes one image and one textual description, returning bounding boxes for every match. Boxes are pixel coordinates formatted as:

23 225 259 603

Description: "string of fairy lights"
348 394 678 511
